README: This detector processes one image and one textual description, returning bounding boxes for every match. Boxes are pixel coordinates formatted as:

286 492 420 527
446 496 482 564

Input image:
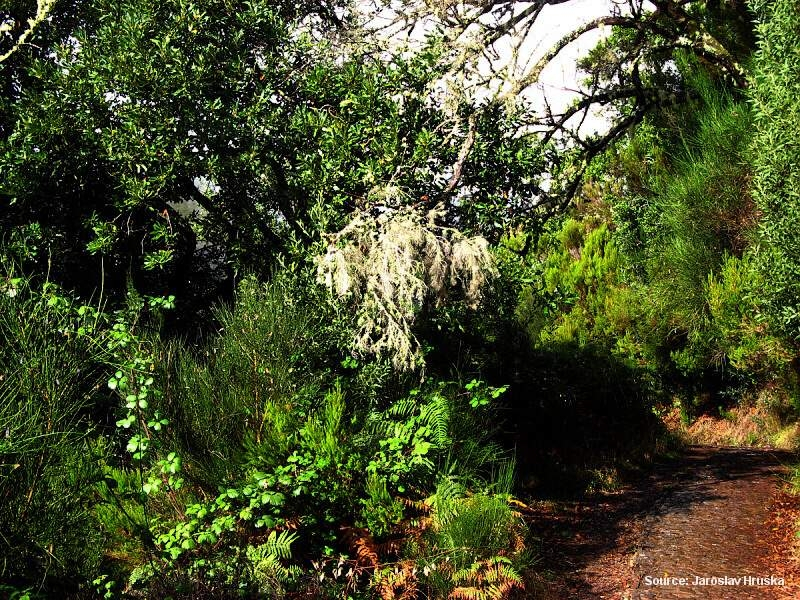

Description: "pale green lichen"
317 194 496 370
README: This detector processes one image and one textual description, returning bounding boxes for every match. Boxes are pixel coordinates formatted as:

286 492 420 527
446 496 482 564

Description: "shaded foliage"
748 0 800 342
2 2 800 598
0 271 107 592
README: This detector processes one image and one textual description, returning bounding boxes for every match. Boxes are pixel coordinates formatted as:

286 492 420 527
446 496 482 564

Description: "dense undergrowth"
2 0 800 598
1 267 533 599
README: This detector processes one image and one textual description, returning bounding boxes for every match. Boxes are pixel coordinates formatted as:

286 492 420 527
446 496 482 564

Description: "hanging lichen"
316 192 496 370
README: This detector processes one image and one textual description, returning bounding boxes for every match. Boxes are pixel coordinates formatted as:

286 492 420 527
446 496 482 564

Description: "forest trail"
531 446 800 599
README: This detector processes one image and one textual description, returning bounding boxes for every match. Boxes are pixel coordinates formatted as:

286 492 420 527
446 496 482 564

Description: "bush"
0 272 107 591
157 274 333 487
119 271 523 598
749 0 800 341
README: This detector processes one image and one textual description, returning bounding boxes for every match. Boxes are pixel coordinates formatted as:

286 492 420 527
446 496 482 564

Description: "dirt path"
529 446 799 599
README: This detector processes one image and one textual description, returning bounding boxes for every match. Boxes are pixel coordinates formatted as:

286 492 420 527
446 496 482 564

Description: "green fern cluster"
244 530 302 596
450 556 524 600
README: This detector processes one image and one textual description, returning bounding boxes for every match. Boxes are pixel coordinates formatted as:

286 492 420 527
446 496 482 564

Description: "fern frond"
509 528 526 553
419 393 450 446
429 477 465 528
450 558 524 600
365 396 419 439
387 397 421 420
487 581 523 598
263 529 297 561
245 534 301 596
374 560 418 600
283 517 301 530
449 588 488 600
507 498 532 513
433 477 465 503
452 564 477 584
342 526 380 568
374 538 404 557
392 514 433 537
400 496 432 512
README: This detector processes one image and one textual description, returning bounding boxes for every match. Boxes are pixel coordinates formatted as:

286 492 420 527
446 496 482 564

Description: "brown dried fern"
448 557 524 600
341 526 380 569
374 560 419 600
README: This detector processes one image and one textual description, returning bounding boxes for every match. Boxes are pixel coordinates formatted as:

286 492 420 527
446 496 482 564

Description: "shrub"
157 274 331 486
0 272 106 591
748 0 800 341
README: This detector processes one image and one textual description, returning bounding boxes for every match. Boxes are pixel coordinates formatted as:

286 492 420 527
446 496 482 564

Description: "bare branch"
499 15 633 100
361 0 751 215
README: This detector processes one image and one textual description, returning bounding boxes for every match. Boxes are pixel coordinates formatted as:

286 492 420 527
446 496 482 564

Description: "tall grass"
0 273 106 591
156 274 330 487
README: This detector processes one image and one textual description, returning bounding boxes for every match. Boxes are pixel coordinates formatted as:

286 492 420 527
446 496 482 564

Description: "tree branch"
443 113 477 195
499 15 634 100
0 0 55 64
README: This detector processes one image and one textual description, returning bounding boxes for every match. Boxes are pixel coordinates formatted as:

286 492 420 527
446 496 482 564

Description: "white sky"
535 0 613 124
509 0 624 136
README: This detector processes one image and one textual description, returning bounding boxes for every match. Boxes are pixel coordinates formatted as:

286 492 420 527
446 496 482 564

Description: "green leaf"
413 441 432 456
